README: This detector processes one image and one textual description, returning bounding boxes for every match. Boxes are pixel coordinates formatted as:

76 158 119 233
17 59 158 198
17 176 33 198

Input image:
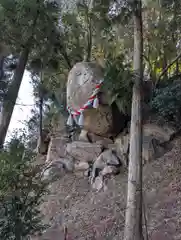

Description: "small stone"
92 176 103 191
58 157 74 172
42 157 74 181
94 149 120 169
74 162 89 171
101 165 119 176
79 130 89 142
90 149 121 184
43 162 65 181
84 169 89 177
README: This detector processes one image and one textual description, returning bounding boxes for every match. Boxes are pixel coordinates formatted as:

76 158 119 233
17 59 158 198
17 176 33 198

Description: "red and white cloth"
67 80 103 126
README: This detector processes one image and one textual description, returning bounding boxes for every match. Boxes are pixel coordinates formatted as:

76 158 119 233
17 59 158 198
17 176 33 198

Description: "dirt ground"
39 137 181 240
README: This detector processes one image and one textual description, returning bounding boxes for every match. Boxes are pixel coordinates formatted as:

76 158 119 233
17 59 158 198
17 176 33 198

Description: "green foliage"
143 0 181 81
151 80 181 127
0 0 60 49
102 54 133 114
0 135 49 240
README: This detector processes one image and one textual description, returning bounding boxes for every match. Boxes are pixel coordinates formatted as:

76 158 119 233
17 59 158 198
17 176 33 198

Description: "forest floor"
39 137 181 240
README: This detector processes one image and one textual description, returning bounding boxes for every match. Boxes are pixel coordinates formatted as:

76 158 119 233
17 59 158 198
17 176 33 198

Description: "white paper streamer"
67 114 74 126
93 96 99 108
78 112 84 126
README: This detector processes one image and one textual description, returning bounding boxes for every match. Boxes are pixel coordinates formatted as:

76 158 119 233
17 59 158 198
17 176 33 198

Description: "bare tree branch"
156 51 181 86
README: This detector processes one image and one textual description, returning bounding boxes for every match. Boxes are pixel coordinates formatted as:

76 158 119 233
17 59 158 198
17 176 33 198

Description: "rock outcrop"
35 136 181 240
143 123 176 143
33 112 181 240
30 55 181 240
42 120 176 186
115 122 176 166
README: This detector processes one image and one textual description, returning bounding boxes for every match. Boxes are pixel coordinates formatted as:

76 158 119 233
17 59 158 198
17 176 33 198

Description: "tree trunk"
39 94 43 141
124 0 143 240
84 0 94 62
39 67 44 143
0 2 39 148
0 55 5 81
0 46 30 148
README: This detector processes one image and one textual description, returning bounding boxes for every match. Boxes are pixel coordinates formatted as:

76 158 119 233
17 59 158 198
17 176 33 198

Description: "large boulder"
67 62 104 111
67 62 130 137
83 102 130 138
83 106 113 137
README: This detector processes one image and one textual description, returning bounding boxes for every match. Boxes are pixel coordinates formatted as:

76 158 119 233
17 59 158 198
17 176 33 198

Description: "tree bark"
0 55 5 81
0 46 30 148
84 0 94 62
124 0 143 240
39 66 44 143
0 44 9 81
39 93 43 141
